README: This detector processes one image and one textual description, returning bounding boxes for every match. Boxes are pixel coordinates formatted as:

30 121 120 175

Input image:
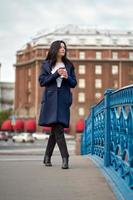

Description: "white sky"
0 0 133 82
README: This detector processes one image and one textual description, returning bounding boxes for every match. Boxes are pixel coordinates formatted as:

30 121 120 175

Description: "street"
0 139 48 150
0 138 76 157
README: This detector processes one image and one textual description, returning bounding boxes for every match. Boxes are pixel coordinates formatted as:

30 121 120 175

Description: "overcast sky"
0 0 133 82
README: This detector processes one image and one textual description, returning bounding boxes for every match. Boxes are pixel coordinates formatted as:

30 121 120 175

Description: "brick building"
14 25 133 134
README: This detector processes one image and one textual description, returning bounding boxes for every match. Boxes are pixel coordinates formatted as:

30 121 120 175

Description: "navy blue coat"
38 60 77 128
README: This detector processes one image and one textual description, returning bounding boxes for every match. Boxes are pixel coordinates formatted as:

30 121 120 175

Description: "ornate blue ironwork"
81 84 133 191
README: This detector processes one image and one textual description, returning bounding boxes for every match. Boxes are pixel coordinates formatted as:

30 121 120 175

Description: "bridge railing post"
83 119 87 155
104 89 113 167
91 106 94 155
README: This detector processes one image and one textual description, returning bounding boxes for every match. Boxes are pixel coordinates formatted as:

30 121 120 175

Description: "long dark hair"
45 40 68 66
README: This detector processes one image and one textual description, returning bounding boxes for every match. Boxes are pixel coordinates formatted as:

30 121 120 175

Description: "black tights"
44 123 69 158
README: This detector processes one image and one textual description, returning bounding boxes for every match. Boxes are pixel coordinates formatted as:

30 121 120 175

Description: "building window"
129 80 133 84
95 79 102 88
129 67 133 75
79 52 85 59
112 39 118 45
95 65 102 74
78 79 86 88
47 38 52 43
78 92 85 102
64 38 70 44
112 52 118 59
80 39 86 44
95 92 102 99
28 81 31 89
96 39 102 45
129 39 133 45
78 107 85 116
79 65 86 74
96 52 102 59
112 65 118 75
113 80 118 88
28 95 31 103
37 49 43 57
28 68 31 76
129 52 133 60
46 50 49 57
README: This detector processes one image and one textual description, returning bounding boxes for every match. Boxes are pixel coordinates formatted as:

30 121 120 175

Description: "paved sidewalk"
0 155 116 200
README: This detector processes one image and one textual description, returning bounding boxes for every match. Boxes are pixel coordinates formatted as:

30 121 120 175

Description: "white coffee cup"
61 68 66 78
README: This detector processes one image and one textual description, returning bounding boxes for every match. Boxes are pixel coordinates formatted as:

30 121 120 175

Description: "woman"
38 40 77 169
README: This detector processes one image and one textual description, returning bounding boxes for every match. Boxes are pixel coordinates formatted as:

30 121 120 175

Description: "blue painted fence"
81 84 133 190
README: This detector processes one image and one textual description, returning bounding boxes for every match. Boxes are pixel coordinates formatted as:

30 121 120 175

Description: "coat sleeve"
66 66 77 88
38 62 60 87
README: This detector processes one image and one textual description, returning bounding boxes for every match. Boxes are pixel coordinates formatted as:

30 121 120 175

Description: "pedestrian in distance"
38 40 77 169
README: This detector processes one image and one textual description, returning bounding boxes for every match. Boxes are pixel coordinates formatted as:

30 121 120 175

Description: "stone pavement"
0 155 116 200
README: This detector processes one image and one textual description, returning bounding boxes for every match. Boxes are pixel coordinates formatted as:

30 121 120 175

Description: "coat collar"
44 60 72 73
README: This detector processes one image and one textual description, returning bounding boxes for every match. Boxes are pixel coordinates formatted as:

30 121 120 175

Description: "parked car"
64 134 75 140
12 133 35 143
8 132 17 139
0 132 8 141
32 132 49 140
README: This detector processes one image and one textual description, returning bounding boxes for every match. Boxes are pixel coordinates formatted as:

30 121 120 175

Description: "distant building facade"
0 63 1 80
14 25 133 133
0 82 14 111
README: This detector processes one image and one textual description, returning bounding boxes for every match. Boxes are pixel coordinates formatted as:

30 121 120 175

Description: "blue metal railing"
81 84 133 190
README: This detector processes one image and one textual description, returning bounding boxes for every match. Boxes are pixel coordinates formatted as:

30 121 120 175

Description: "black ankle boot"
43 156 52 166
62 157 69 169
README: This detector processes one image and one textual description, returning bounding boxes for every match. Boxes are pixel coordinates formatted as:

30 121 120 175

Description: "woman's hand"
57 68 68 79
